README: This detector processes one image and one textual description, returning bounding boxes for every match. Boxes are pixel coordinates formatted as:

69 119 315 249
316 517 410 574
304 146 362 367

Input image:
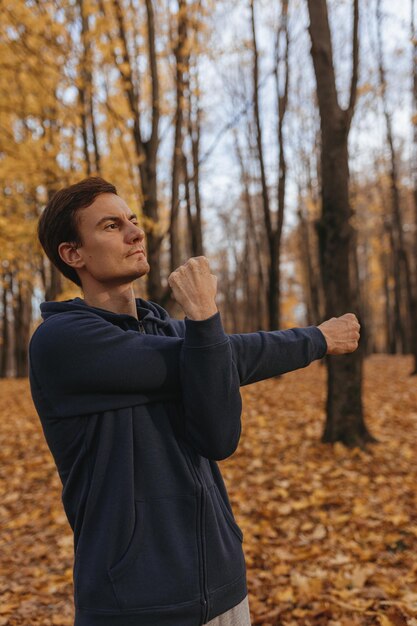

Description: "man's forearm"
228 326 327 387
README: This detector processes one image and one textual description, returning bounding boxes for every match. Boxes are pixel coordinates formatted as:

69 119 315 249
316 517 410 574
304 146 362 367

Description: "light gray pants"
206 595 252 626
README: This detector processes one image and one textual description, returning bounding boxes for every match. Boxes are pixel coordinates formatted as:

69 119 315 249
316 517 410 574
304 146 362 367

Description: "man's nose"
127 223 145 241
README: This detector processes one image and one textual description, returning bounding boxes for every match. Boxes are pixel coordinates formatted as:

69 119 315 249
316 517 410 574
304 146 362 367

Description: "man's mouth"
127 249 145 257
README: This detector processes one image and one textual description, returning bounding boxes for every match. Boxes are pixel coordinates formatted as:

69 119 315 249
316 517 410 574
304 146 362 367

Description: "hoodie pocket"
108 496 200 609
108 500 146 582
212 484 243 542
205 484 245 593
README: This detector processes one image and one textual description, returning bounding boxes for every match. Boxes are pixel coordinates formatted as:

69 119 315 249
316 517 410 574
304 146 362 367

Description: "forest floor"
1 355 417 626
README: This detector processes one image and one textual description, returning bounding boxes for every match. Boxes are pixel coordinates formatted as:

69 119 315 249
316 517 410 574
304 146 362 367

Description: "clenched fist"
168 256 218 321
317 313 360 355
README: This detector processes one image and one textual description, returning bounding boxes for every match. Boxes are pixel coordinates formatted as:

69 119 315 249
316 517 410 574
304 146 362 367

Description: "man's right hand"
317 313 361 355
168 256 218 321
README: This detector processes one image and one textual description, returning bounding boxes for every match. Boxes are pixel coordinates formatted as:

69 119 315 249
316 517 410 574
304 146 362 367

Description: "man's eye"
105 221 138 230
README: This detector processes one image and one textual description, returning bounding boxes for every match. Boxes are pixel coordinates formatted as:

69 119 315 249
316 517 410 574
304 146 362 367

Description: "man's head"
38 177 149 291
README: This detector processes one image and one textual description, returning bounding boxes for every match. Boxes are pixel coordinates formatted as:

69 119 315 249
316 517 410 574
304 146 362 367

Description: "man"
29 177 360 626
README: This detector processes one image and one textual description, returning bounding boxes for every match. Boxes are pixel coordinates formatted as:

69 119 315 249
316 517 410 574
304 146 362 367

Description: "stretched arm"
225 312 360 385
169 306 360 388
229 325 327 386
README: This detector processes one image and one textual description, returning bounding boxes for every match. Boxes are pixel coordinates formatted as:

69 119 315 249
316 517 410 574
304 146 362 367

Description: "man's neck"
82 287 139 319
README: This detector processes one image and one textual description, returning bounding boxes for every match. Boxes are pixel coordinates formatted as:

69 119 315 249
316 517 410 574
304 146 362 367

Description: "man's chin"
107 266 150 284
132 263 150 279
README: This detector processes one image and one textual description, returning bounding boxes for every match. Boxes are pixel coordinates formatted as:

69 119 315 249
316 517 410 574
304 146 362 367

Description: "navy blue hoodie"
28 297 327 626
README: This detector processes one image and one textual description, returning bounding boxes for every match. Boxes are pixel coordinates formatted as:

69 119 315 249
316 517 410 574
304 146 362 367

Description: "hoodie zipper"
138 319 146 334
178 441 209 624
200 484 209 623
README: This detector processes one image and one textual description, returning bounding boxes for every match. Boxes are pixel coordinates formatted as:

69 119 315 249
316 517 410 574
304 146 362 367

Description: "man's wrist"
316 325 330 354
185 304 218 321
184 309 226 347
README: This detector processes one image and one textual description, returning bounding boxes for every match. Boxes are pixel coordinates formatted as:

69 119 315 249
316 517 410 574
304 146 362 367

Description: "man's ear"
58 242 85 269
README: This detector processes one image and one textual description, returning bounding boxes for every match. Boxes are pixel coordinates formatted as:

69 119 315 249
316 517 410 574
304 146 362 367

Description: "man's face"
62 193 150 287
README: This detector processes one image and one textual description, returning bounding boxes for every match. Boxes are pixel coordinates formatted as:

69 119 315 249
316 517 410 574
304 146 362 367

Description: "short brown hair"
38 177 117 288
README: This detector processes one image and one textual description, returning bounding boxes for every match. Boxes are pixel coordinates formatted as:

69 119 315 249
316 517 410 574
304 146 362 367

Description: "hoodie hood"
40 296 171 327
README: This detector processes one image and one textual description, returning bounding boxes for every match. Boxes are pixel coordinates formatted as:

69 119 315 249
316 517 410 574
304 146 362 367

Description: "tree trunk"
307 0 375 447
273 0 289 331
142 0 162 302
0 270 10 378
44 262 63 302
234 130 266 331
44 188 63 301
376 172 405 353
169 0 188 274
13 278 32 377
187 61 204 257
297 202 321 326
381 244 395 353
250 0 275 329
296 138 324 327
77 0 101 175
376 0 415 358
183 152 193 259
250 0 288 331
410 0 417 373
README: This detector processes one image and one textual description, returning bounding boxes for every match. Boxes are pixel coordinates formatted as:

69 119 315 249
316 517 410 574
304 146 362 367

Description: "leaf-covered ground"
1 355 417 626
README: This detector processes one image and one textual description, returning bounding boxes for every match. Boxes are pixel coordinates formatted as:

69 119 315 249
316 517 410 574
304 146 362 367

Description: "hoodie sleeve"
168 318 327 386
29 311 184 417
228 326 327 386
179 312 242 461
